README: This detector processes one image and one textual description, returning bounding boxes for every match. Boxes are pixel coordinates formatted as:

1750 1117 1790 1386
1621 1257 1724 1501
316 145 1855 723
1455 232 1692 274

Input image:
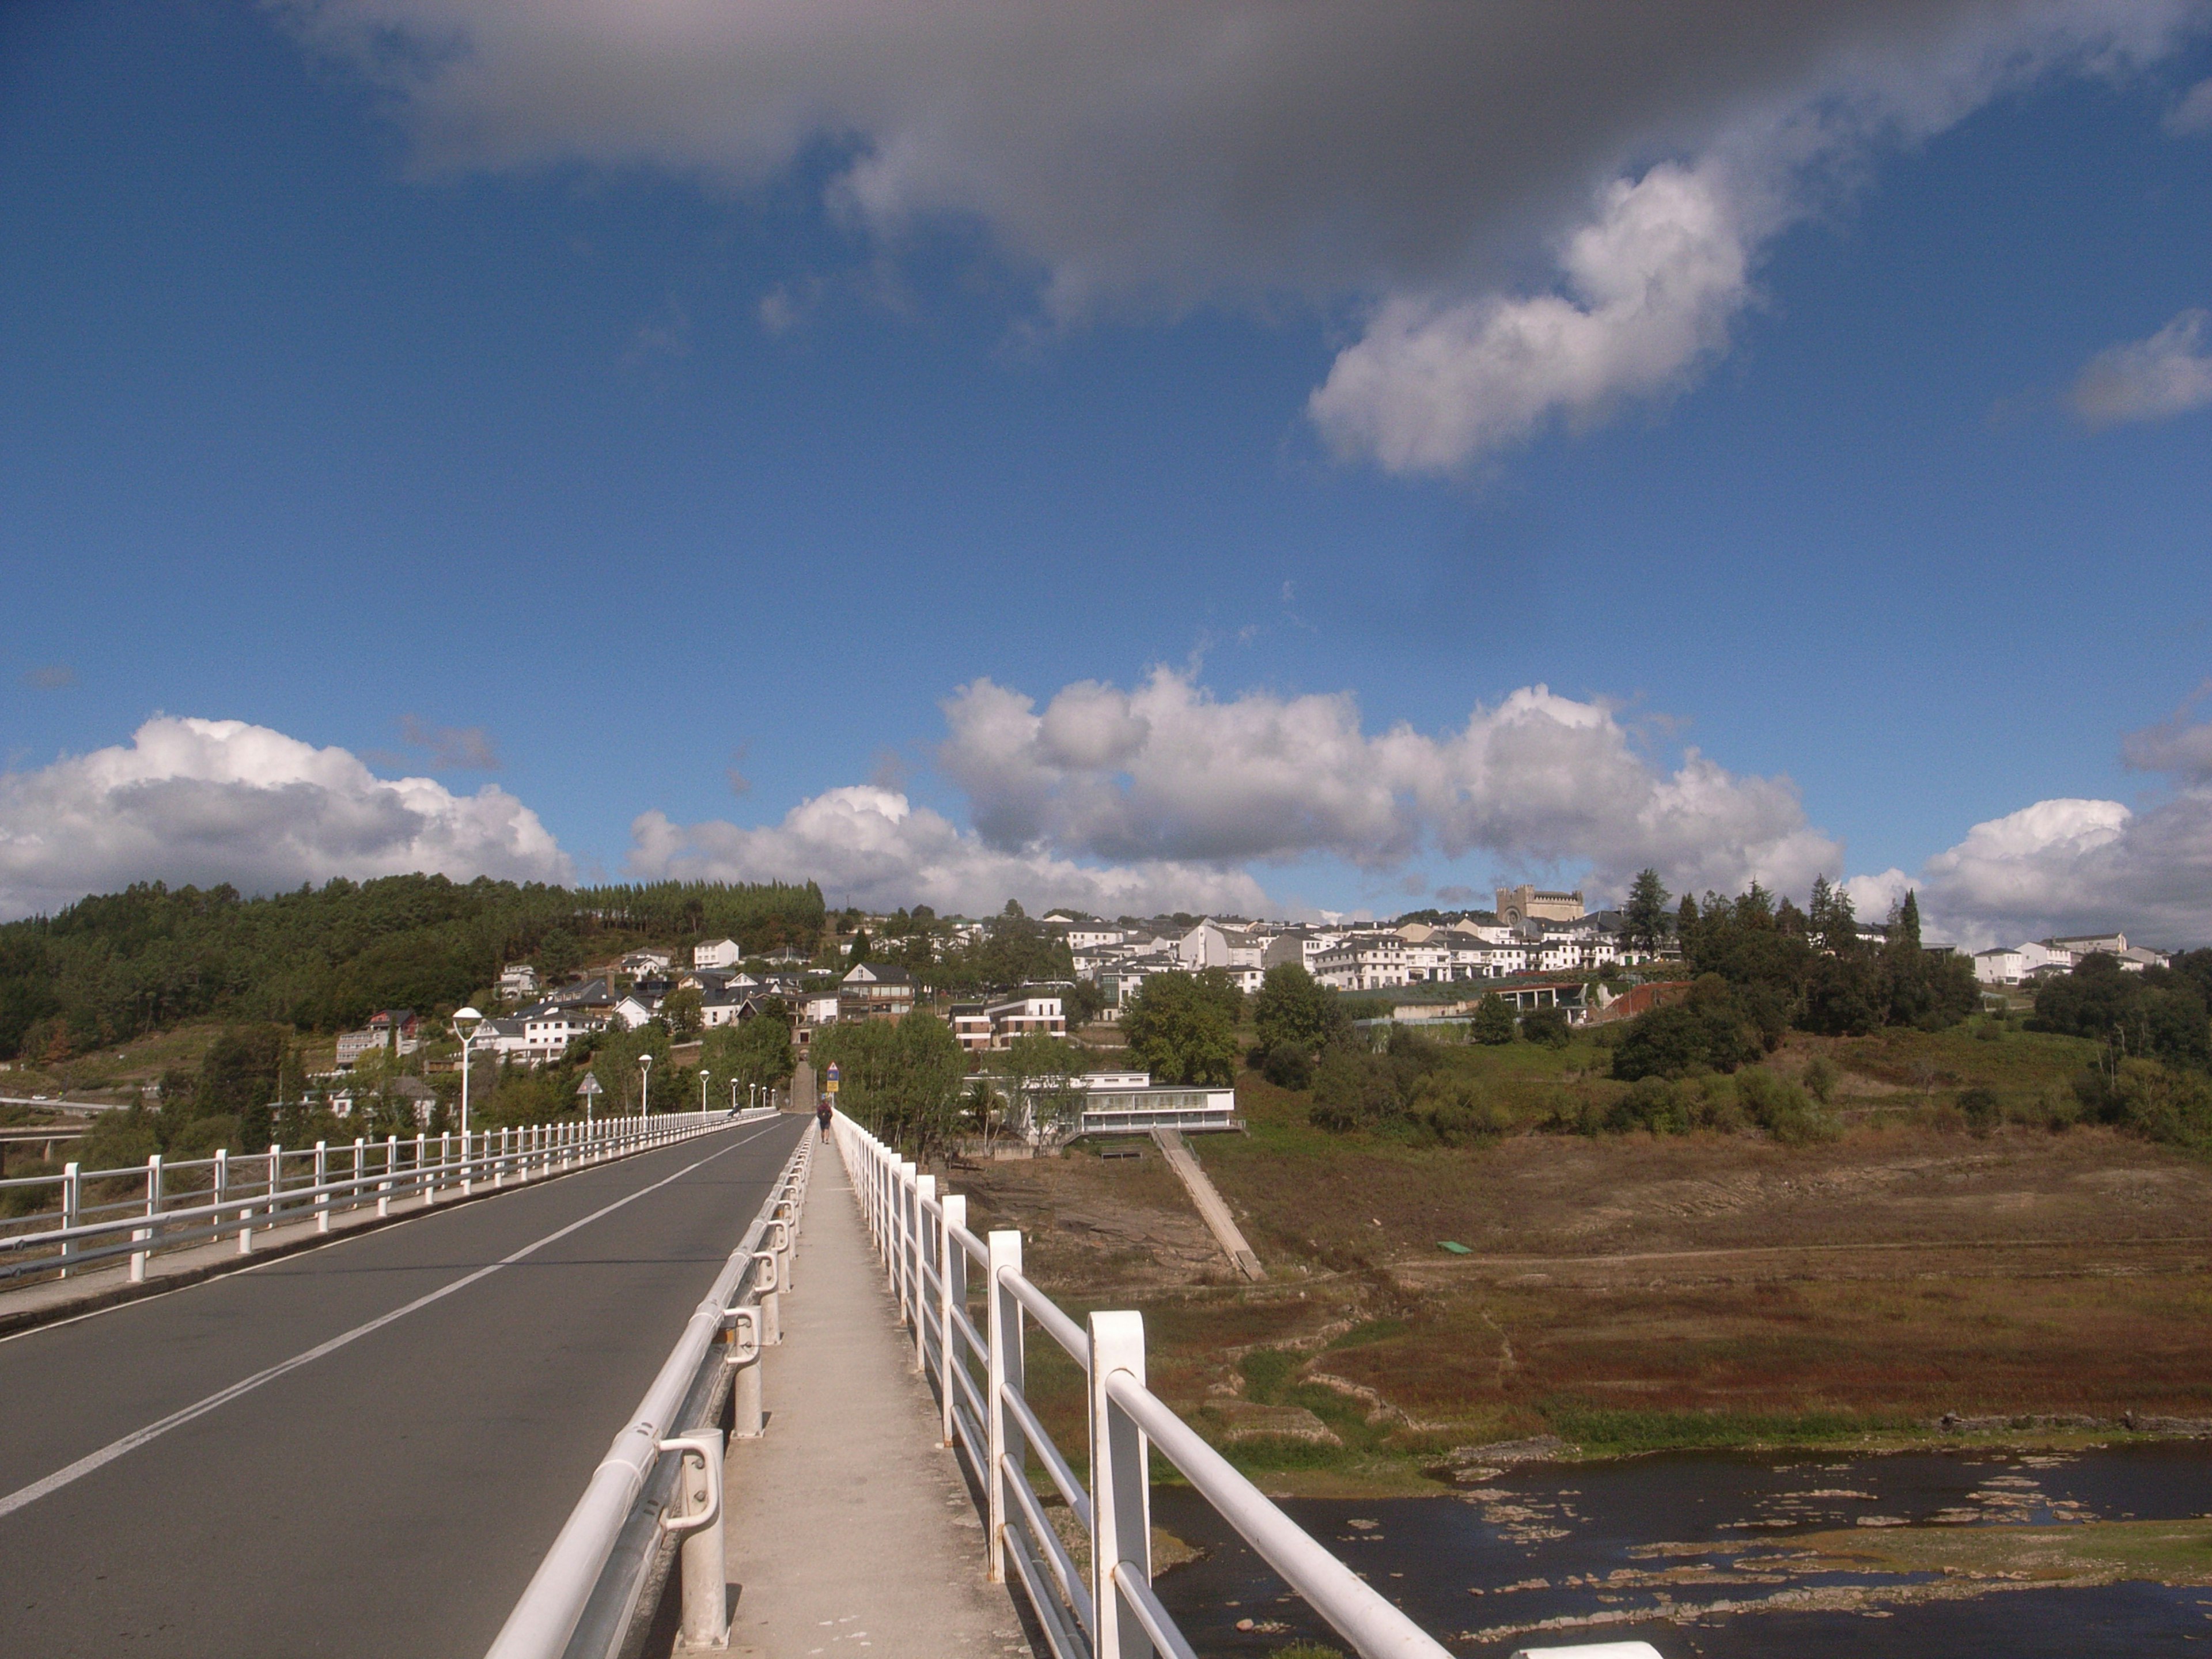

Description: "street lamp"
452 1006 484 1141
730 1077 740 1113
576 1071 603 1130
700 1068 711 1116
639 1052 653 1117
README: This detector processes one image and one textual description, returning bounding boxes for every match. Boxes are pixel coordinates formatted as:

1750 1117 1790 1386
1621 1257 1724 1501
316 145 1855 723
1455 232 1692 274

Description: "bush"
1521 1005 1571 1048
1261 1043 1313 1090
1735 1067 1838 1145
1470 992 1517 1046
1959 1085 2001 1135
1802 1055 1838 1104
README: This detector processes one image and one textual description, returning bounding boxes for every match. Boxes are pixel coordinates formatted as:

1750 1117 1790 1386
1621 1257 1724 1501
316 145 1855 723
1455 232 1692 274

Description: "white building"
497 963 540 1000
694 938 743 970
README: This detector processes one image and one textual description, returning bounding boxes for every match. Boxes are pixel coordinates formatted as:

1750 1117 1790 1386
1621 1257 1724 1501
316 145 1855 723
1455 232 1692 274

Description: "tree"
1470 992 1517 1046
1622 869 1672 955
848 929 872 965
1675 893 1701 959
1521 1005 1572 1048
999 1032 1086 1138
813 1015 969 1158
1122 969 1241 1086
660 986 704 1038
702 1010 795 1099
1252 964 1349 1058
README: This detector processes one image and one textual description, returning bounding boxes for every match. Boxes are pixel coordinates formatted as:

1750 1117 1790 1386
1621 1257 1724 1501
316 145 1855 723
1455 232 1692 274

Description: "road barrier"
831 1109 1459 1659
0 1109 762 1285
486 1119 815 1659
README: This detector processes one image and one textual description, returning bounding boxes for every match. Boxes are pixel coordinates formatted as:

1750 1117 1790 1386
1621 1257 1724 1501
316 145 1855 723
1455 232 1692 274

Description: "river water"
1152 1442 2212 1656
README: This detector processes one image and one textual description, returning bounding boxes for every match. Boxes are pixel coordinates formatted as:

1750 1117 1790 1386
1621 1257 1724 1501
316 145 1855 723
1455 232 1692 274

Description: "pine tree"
1623 869 1672 954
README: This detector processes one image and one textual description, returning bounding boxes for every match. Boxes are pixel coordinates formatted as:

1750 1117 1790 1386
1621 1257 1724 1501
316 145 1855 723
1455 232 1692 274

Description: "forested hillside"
0 875 823 1062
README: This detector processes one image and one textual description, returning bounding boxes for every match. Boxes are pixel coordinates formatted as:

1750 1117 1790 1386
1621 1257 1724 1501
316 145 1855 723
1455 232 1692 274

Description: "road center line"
0 1119 786 1522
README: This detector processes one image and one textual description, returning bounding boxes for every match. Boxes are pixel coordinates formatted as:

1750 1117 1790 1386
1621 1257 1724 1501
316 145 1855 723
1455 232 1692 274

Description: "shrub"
1802 1055 1838 1105
1261 1043 1314 1090
1521 1006 1572 1048
1735 1067 1838 1145
1959 1085 2001 1135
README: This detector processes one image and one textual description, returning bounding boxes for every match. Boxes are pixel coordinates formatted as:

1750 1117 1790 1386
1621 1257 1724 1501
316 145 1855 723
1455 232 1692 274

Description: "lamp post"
730 1078 740 1113
452 1007 484 1141
700 1068 711 1116
639 1052 653 1118
576 1071 603 1130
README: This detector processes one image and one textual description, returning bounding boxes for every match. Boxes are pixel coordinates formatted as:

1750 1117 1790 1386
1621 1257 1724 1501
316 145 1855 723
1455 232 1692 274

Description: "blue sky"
3 1 2211 942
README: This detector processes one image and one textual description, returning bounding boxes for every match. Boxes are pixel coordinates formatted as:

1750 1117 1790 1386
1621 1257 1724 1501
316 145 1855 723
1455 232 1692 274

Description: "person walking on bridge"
816 1096 831 1132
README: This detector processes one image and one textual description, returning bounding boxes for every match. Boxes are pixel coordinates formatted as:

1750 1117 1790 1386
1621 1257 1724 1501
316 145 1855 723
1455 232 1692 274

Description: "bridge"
0 1099 1644 1659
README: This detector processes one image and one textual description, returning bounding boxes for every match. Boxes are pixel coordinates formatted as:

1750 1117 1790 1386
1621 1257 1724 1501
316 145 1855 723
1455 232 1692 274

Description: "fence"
486 1120 816 1659
830 1108 1457 1659
0 1110 756 1286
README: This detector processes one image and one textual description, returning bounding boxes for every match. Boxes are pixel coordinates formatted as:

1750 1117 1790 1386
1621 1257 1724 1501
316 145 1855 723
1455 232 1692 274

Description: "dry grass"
930 1027 2212 1485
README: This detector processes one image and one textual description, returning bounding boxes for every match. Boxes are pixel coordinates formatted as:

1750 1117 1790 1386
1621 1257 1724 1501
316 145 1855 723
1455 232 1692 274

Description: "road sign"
824 1062 840 1094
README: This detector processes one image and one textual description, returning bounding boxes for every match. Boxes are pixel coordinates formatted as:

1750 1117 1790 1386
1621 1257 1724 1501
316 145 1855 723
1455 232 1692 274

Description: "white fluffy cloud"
624 787 1269 918
2071 309 2212 426
0 717 570 919
935 668 1842 900
279 0 2202 471
2165 74 2212 133
1854 706 2212 948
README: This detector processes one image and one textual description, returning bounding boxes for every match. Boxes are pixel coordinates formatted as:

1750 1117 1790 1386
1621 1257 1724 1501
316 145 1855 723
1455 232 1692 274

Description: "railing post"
315 1141 331 1234
1089 1310 1152 1659
439 1131 452 1199
913 1175 935 1373
986 1228 1025 1586
897 1160 918 1325
380 1135 397 1216
940 1194 965 1448
352 1138 366 1213
129 1153 161 1283
754 1249 782 1345
727 1305 764 1438
214 1147 230 1246
59 1161 79 1278
658 1431 729 1650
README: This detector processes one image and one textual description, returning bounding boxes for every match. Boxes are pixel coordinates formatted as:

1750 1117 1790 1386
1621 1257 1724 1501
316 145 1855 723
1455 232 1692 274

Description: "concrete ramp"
1151 1129 1266 1281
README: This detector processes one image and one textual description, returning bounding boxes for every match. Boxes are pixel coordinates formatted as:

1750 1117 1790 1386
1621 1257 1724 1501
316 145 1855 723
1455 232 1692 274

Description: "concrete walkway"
1152 1128 1265 1281
721 1138 1031 1659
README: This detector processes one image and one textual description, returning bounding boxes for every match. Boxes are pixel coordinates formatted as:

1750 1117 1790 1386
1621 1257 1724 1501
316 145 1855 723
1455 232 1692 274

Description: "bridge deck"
722 1138 1029 1658
0 1116 804 1658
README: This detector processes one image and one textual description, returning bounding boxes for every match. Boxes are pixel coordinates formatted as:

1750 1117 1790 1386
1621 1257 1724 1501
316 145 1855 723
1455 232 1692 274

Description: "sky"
2 0 2211 946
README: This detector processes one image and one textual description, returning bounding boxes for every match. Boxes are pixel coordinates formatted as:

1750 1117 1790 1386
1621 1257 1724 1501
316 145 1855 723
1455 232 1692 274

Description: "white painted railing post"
753 1249 781 1345
658 1431 729 1650
352 1138 366 1213
1089 1310 1152 1659
59 1161 80 1277
315 1141 331 1233
986 1228 1025 1586
213 1147 229 1245
898 1160 918 1325
940 1193 965 1448
728 1306 764 1438
129 1153 161 1283
438 1131 452 1199
913 1175 935 1372
380 1135 397 1216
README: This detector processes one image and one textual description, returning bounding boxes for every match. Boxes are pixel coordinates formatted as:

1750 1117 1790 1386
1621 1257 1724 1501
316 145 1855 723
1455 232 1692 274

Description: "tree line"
0 873 824 1062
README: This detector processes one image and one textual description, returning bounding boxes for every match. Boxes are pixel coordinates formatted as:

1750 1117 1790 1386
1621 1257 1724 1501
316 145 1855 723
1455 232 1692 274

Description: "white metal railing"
830 1108 1456 1659
0 1110 768 1286
486 1122 816 1659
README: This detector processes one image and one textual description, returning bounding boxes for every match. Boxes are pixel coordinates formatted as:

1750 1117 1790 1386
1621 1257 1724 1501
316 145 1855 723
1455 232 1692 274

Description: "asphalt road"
0 1112 807 1658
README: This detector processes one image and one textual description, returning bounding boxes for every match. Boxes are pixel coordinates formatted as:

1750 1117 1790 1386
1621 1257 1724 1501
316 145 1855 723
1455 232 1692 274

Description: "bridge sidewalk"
720 1139 1030 1659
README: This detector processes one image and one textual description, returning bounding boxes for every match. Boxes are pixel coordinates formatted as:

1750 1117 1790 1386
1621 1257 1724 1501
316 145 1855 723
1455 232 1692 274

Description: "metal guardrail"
0 1111 751 1285
486 1119 816 1659
830 1108 1458 1659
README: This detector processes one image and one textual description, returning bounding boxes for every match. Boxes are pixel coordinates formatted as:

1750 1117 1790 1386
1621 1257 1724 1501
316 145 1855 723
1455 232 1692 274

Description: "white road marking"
0 1119 789 1521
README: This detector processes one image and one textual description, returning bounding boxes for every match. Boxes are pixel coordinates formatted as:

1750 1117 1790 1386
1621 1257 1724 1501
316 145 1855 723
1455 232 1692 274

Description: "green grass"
1539 1399 1915 1454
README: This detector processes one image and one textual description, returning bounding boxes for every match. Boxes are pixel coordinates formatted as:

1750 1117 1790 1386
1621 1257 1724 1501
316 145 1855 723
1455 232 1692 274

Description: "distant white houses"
838 962 915 1022
693 938 743 971
335 1009 422 1069
1975 934 2170 986
497 963 540 1000
950 991 1068 1052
